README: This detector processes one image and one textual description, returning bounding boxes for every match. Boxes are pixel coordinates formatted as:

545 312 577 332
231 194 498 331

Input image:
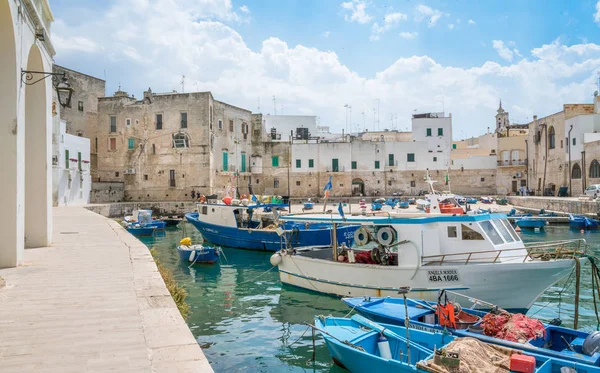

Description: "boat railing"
421 239 587 265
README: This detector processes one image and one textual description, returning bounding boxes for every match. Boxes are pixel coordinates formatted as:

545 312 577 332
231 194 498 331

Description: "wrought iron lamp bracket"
21 69 65 86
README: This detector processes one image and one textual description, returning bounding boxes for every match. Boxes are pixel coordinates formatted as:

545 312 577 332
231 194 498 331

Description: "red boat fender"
510 354 536 373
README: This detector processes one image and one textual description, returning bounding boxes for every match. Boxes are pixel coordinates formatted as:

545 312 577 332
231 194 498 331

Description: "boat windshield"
492 219 514 243
499 219 521 242
479 220 504 245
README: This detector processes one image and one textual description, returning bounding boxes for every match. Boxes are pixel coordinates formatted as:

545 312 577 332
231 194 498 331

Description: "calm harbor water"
140 224 600 373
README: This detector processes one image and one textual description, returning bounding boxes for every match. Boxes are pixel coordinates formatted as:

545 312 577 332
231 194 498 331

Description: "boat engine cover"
583 331 600 356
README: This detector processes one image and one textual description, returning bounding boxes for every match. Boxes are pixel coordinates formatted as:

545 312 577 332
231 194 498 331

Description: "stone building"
96 88 252 201
1 0 56 268
52 65 105 179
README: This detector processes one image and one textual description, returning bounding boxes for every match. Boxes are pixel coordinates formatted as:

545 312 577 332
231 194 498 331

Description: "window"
296 159 301 168
201 206 208 215
375 161 380 169
410 180 416 187
229 119 234 132
591 160 600 178
479 221 504 245
128 138 135 149
126 118 131 127
152 144 155 154
65 149 69 168
426 128 432 137
351 161 357 170
500 219 521 242
447 226 457 238
274 178 280 188
452 143 457 149
173 133 190 148
492 220 514 243
572 163 582 179
481 177 485 182
95 138 98 153
461 224 484 240
296 181 301 186
548 126 555 149
272 156 279 167
308 159 314 168
332 158 339 172
78 101 83 111
433 157 437 162
560 139 563 149
241 153 247 172
218 120 223 130
438 128 443 136
573 137 576 146
115 172 119 177
156 114 163 130
407 153 415 162
388 154 394 167
387 180 392 186
109 137 116 150
565 137 569 152
180 112 187 128
144 174 148 180
110 116 116 133
169 170 176 187
223 152 229 171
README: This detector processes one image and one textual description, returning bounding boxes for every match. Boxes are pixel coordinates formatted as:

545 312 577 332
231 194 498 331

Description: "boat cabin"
195 203 286 229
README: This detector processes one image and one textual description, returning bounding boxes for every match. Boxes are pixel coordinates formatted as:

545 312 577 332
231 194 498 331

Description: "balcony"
497 159 527 166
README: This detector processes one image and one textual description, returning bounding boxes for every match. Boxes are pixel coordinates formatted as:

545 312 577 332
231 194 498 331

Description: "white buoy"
377 333 392 359
270 253 282 266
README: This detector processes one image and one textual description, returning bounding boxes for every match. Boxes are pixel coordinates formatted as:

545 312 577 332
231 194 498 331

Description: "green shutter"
223 152 228 171
351 161 357 170
128 138 135 149
296 159 301 168
308 159 314 168
433 157 437 162
375 161 380 169
332 159 339 172
388 154 394 166
407 153 415 162
272 156 279 167
241 154 246 172
438 128 443 136
426 128 431 137
452 143 457 149
78 152 82 170
65 149 69 168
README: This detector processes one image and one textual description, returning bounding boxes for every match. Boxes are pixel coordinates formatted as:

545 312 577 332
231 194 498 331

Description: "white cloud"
323 31 331 38
415 4 443 27
370 12 408 41
399 31 418 39
239 5 249 13
493 40 521 62
53 0 600 139
448 24 455 30
595 1 600 24
468 19 476 25
341 0 372 24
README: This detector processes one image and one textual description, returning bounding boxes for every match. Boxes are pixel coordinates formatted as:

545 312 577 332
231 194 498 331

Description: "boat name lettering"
427 269 459 282
408 322 437 333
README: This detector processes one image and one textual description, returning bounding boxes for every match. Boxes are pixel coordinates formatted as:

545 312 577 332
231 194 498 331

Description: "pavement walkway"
0 207 213 373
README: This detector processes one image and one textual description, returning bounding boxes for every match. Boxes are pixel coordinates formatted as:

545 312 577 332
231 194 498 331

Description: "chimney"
143 87 153 100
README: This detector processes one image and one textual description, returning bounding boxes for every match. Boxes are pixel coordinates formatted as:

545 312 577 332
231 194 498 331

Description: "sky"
51 0 600 139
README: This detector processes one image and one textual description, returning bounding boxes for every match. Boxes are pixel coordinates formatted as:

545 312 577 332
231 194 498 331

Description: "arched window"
548 126 555 149
172 132 190 148
590 160 600 179
572 163 582 179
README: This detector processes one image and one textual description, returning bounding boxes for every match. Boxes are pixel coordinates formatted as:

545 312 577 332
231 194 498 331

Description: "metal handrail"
422 240 587 265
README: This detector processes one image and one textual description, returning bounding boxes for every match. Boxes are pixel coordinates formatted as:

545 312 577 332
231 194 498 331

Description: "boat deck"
0 207 213 373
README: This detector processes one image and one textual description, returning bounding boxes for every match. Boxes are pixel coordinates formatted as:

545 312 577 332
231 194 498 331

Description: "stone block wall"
90 181 124 203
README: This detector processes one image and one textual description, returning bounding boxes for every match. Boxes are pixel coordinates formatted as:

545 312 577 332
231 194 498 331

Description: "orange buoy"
223 196 233 205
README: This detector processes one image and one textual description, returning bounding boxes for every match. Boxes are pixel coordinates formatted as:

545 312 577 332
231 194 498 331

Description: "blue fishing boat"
125 225 156 236
385 198 398 207
465 197 478 204
398 200 409 209
569 214 600 230
508 208 533 218
185 203 360 251
125 210 167 229
480 196 493 204
408 198 416 205
303 201 315 210
177 238 219 264
454 195 466 205
316 315 600 373
371 199 384 211
515 217 547 230
342 296 600 366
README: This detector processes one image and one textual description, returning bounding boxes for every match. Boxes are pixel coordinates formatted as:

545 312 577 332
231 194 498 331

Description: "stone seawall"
86 201 197 218
508 196 600 216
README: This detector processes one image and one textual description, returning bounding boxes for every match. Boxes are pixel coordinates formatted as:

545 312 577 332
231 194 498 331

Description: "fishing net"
481 312 546 343
417 337 517 373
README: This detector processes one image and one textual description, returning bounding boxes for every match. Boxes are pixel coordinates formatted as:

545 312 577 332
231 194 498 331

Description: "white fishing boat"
270 193 587 313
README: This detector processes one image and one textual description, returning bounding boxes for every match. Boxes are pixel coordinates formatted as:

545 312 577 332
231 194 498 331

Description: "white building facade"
1 0 55 268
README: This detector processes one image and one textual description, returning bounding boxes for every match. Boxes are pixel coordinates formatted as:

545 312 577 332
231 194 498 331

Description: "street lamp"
21 69 75 108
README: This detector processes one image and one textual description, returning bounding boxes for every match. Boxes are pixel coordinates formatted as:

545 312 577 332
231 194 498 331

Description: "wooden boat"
125 210 167 229
303 201 315 210
341 296 600 366
177 244 220 264
316 315 600 373
372 199 384 211
125 225 156 236
466 197 478 204
186 203 360 252
569 214 599 230
515 217 547 230
481 196 493 204
398 201 409 209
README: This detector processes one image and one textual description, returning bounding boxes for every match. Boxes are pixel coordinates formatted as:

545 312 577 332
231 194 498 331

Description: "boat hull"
277 253 576 312
185 213 359 251
177 245 219 264
516 219 546 229
126 227 155 236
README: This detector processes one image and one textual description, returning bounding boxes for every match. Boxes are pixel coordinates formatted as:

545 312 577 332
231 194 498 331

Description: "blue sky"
51 0 600 138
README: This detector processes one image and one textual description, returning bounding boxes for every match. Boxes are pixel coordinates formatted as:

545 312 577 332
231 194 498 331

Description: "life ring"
199 195 206 203
376 226 396 246
354 227 370 246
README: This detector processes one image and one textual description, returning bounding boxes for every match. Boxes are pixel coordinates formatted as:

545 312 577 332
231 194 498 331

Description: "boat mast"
332 222 338 260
